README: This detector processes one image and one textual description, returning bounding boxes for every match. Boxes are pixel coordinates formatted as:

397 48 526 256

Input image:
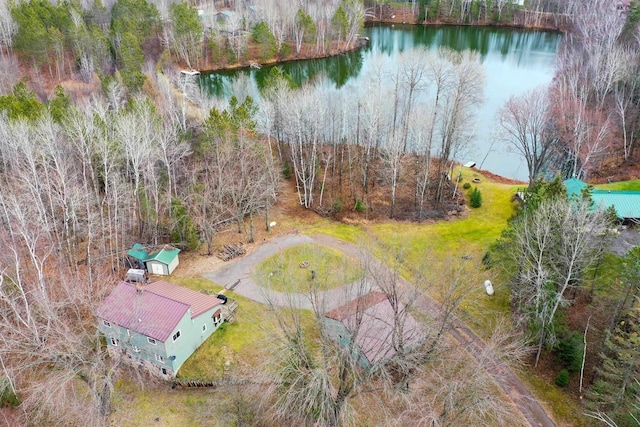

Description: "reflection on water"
199 24 561 180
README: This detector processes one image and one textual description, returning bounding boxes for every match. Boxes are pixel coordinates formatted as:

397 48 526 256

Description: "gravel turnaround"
204 233 557 427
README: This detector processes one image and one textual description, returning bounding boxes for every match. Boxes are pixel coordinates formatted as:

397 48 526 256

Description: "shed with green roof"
127 243 149 262
127 244 181 275
146 247 181 275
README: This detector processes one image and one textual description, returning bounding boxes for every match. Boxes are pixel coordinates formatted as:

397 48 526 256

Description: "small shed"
145 247 181 276
215 10 236 22
127 243 149 269
127 244 181 276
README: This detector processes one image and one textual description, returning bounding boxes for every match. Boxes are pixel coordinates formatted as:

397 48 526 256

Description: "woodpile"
216 243 246 261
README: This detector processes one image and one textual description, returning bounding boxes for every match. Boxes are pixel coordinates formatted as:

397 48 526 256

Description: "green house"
96 280 225 378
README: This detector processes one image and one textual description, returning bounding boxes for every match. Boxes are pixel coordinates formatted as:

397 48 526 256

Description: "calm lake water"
200 24 562 181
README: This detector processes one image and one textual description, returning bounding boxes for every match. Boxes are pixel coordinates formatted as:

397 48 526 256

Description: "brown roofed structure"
324 291 388 321
324 291 425 365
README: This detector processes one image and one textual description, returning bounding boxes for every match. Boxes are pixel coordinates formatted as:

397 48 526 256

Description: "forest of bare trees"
0 0 639 424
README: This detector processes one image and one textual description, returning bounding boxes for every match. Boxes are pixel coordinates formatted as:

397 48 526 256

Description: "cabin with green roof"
564 178 640 222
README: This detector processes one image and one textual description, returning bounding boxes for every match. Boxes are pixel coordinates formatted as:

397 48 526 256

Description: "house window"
148 337 157 345
202 324 207 332
172 330 181 342
155 354 164 363
110 337 119 346
102 320 111 327
213 309 222 326
131 345 140 353
161 368 167 375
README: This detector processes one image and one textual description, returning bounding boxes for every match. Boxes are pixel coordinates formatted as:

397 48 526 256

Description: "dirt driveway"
204 232 556 427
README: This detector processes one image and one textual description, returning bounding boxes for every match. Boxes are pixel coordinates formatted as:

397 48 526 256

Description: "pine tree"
589 303 640 424
469 187 482 208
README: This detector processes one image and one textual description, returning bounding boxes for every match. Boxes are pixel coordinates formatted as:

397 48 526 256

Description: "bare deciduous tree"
508 197 612 365
434 49 485 205
395 323 531 427
497 86 556 186
0 198 125 425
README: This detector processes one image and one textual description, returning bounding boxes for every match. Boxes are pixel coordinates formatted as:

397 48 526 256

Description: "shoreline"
194 15 566 74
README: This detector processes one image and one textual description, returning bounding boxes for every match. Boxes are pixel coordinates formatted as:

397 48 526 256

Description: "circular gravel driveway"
204 233 556 427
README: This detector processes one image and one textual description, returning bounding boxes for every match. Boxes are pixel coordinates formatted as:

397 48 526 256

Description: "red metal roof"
324 291 388 321
143 280 222 318
325 291 425 365
96 281 223 342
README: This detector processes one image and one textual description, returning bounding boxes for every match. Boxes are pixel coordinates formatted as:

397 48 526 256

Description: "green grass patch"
367 176 519 336
303 221 365 243
172 276 320 380
252 243 363 293
177 290 268 380
595 179 640 191
518 367 588 426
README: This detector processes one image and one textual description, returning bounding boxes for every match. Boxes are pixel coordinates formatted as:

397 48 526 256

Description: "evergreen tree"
469 187 482 208
48 85 70 123
589 303 640 425
295 9 316 43
110 0 159 45
117 31 146 91
170 1 204 68
0 82 45 120
11 0 71 66
252 21 277 61
331 6 349 43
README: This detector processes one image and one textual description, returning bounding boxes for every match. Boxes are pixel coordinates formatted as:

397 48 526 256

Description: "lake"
200 24 562 181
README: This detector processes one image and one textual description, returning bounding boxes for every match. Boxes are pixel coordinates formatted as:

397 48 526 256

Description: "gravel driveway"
204 232 556 427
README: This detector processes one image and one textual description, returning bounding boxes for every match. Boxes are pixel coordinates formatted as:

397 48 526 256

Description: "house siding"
164 307 224 373
98 315 173 377
321 317 370 369
98 307 225 378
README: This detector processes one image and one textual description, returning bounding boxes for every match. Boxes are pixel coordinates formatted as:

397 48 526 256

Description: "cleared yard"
252 243 363 293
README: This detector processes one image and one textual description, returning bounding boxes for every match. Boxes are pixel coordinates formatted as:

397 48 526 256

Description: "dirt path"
204 233 556 427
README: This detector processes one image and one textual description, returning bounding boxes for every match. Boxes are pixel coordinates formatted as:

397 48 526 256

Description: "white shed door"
150 262 164 275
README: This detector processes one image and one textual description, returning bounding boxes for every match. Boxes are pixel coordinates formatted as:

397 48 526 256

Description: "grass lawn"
169 277 270 379
367 169 519 335
117 169 598 426
252 243 363 293
518 366 587 427
167 276 320 380
111 373 252 426
595 179 640 191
